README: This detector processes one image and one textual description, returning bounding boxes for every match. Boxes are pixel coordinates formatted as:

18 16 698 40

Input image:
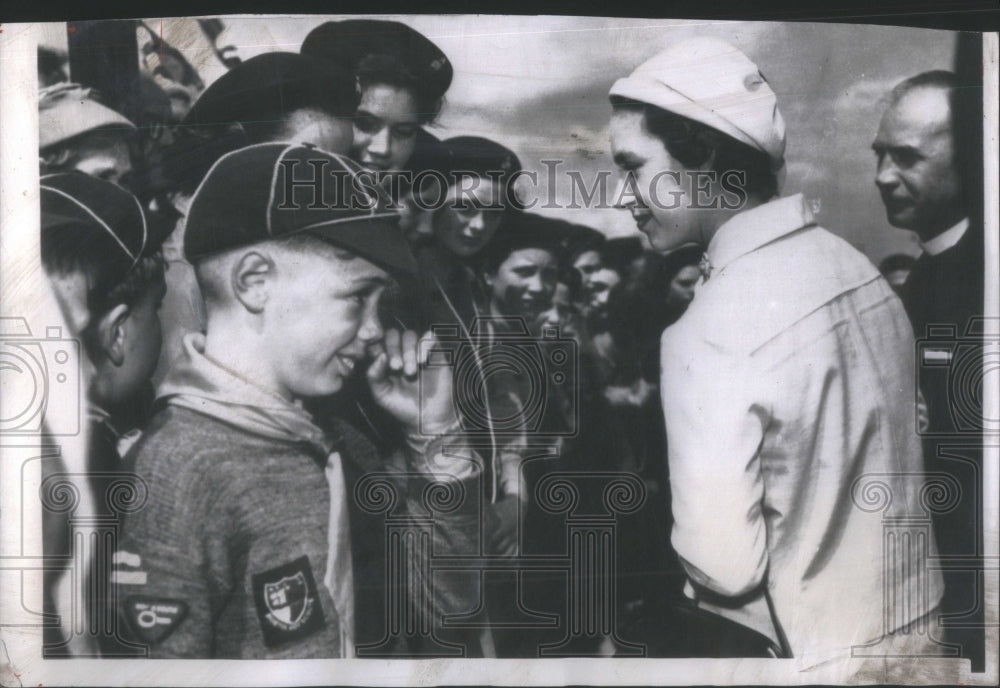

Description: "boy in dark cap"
302 19 452 174
40 172 169 654
480 214 563 332
152 52 361 386
41 173 168 477
112 143 481 658
567 229 606 311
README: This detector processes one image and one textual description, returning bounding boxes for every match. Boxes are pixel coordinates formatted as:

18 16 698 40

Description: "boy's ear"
95 303 131 367
231 250 273 314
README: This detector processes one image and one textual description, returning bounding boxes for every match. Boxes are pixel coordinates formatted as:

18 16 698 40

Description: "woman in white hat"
608 37 941 665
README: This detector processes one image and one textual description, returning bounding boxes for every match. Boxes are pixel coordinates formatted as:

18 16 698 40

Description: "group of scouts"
37 19 983 669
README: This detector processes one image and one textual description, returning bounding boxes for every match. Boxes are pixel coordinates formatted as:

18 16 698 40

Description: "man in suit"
873 69 985 671
873 70 983 347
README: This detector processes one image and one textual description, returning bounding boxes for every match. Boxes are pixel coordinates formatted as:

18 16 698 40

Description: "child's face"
536 282 578 335
486 247 559 321
351 84 420 173
263 248 389 399
433 180 504 258
115 277 166 401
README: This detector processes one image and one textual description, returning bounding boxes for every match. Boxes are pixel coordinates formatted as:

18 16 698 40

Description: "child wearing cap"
609 37 939 662
462 216 571 655
112 143 482 658
409 135 522 329
152 51 362 387
302 19 453 174
40 172 168 654
38 83 136 185
41 173 168 482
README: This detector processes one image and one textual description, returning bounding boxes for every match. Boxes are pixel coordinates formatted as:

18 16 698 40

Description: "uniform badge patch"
111 549 147 585
123 597 188 645
252 555 325 647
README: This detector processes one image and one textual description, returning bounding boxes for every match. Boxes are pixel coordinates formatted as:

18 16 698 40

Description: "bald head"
873 73 964 240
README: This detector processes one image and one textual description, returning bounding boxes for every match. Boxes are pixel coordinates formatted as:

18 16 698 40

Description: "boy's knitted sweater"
114 334 486 657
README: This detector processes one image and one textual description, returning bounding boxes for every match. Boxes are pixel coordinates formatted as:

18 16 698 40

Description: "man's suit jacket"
902 219 984 396
900 219 985 670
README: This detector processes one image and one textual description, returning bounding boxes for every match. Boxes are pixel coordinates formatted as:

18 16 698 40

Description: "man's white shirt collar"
920 217 968 256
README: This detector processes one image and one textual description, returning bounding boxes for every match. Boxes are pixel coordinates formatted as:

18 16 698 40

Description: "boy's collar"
158 333 333 457
199 346 298 407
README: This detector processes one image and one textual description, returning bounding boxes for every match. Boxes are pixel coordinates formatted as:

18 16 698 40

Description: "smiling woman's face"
433 180 505 257
351 84 421 173
486 247 559 320
610 108 709 254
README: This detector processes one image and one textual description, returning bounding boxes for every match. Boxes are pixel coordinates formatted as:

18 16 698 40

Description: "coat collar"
706 194 815 275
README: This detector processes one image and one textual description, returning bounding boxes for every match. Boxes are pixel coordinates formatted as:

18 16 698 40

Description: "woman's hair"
611 97 778 200
356 52 444 125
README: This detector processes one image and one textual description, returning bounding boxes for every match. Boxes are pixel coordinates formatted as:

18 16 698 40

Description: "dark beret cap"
441 136 521 183
184 142 416 277
482 210 567 271
301 19 452 104
407 135 523 209
408 134 521 182
41 172 166 266
182 52 358 130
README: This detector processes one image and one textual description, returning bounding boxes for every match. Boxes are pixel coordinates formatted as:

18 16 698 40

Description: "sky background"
42 15 960 262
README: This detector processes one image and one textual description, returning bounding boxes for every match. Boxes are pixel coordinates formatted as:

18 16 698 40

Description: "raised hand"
365 328 459 436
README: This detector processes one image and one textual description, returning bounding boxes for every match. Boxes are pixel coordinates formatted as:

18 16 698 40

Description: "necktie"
324 450 355 657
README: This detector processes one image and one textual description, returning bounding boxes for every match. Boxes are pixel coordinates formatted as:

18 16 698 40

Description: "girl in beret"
302 20 453 174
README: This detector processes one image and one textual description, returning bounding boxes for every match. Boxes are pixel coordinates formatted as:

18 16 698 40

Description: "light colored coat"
661 194 943 664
